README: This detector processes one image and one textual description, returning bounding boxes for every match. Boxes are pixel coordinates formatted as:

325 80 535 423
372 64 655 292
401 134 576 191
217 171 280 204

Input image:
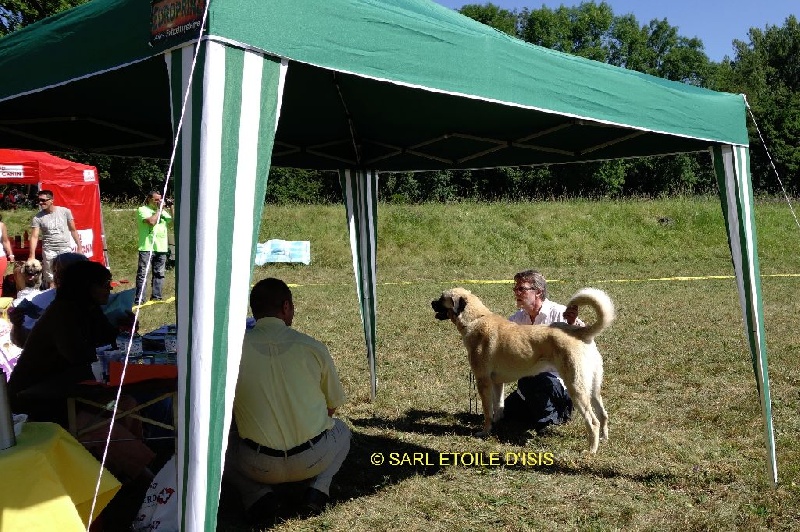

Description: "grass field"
5 197 800 530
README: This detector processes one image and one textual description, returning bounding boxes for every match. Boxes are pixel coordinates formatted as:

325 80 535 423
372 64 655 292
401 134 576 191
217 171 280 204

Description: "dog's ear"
450 295 466 316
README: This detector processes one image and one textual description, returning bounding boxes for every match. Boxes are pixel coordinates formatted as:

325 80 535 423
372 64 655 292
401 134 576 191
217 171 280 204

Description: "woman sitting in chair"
7 261 155 483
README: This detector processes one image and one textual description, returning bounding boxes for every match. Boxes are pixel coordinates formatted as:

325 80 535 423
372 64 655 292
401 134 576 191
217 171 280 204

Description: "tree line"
1 1 798 202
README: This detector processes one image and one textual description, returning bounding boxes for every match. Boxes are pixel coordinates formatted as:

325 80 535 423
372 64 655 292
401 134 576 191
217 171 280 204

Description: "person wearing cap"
28 190 83 288
135 191 173 304
501 269 582 432
226 278 350 524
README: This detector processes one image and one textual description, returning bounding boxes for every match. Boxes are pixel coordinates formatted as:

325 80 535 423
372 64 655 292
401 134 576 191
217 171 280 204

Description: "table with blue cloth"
0 421 121 531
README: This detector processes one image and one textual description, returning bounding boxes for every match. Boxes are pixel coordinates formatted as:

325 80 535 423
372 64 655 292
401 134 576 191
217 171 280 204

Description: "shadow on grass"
216 410 680 529
352 407 542 445
351 408 681 485
351 407 482 437
334 431 444 499
217 430 443 531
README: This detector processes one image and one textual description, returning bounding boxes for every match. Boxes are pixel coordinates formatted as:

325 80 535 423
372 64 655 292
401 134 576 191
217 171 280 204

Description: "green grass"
7 197 800 530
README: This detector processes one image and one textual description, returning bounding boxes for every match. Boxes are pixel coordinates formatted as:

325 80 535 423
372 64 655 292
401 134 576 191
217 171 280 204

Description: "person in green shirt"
135 191 173 304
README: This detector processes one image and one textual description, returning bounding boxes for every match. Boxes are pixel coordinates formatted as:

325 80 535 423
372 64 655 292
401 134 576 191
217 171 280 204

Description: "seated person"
9 252 86 347
226 278 351 524
7 261 154 484
3 188 17 210
502 269 582 432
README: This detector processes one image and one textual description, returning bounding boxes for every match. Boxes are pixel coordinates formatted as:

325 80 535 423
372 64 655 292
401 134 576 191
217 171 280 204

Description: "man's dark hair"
52 252 88 286
38 190 54 200
57 261 111 303
250 278 292 316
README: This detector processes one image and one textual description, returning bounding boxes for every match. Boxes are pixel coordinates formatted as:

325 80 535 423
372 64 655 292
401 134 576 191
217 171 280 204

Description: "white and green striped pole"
340 169 379 400
712 143 777 486
167 41 286 530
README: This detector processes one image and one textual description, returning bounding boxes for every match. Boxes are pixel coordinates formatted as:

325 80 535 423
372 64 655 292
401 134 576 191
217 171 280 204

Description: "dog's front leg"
474 376 495 438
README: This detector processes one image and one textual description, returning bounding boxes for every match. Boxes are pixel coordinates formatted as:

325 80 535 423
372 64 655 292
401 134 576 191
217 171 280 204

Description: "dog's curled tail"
568 287 615 341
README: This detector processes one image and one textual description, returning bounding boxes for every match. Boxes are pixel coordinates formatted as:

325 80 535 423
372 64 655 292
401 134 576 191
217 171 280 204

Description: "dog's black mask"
431 296 466 320
431 298 450 320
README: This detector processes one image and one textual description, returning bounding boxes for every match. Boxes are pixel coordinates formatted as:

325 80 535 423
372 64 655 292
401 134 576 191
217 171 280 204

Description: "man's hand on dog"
564 304 579 325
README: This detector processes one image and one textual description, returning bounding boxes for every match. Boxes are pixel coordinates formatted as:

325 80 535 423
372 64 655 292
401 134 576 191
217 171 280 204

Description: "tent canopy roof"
0 148 97 184
0 0 748 169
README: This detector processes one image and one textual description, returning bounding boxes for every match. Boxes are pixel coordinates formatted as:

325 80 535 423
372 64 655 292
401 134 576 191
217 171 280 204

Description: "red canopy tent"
0 149 107 266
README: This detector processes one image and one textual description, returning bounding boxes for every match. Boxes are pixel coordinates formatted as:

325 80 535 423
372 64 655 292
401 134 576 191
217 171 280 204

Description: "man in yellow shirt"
228 278 350 524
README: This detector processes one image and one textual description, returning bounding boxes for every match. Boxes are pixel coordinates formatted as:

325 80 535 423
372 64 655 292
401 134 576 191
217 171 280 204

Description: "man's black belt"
242 430 326 457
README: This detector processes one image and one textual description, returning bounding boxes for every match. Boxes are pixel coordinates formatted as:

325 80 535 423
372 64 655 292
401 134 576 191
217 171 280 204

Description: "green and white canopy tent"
0 0 776 528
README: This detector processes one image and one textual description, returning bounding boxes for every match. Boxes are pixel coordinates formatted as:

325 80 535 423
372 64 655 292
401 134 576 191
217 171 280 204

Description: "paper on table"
91 361 104 382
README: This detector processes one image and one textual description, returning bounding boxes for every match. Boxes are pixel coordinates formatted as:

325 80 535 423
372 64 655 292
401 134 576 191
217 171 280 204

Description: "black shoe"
245 492 281 526
301 488 329 517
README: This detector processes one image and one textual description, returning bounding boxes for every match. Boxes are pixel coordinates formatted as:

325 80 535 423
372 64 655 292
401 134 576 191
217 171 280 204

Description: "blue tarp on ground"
254 240 311 265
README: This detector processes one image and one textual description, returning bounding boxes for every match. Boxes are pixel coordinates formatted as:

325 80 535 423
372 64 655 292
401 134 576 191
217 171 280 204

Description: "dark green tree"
0 0 87 35
457 3 518 36
715 16 800 191
519 1 614 62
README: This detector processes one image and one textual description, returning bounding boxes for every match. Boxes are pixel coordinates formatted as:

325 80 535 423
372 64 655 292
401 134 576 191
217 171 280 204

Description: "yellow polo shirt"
233 317 346 450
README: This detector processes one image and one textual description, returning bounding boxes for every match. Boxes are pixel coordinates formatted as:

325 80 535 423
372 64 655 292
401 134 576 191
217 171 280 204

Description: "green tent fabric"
0 0 749 164
165 40 286 528
0 0 776 528
712 144 776 484
340 169 379 400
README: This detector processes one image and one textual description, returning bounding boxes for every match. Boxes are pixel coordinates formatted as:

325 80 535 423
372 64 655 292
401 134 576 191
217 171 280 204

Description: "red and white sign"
72 229 95 258
0 165 25 179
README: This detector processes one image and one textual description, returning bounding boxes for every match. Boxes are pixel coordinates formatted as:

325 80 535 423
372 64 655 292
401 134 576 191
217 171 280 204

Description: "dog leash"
468 373 518 415
468 371 477 414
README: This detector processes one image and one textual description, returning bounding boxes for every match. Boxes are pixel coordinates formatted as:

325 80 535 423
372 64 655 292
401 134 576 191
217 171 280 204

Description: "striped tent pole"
712 144 777 486
340 169 379 400
166 42 286 530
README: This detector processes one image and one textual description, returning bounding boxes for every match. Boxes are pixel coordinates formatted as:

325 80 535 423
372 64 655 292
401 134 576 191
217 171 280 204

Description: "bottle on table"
0 369 17 450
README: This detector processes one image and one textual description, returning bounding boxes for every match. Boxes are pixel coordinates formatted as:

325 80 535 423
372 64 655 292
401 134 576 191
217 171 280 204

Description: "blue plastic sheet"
254 239 310 266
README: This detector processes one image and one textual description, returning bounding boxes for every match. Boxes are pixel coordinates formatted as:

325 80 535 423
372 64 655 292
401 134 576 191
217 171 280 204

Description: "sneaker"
301 488 329 517
245 492 281 526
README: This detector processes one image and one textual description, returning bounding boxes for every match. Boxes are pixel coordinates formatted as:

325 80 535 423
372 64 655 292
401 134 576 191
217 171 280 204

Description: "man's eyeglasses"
512 286 537 294
37 198 51 204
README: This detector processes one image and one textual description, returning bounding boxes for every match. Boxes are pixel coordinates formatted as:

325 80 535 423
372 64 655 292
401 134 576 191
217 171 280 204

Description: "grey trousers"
135 251 167 304
226 418 351 509
41 246 72 287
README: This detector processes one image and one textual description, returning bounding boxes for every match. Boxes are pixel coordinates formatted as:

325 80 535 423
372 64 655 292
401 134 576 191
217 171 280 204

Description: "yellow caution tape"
455 273 800 285
133 296 176 310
